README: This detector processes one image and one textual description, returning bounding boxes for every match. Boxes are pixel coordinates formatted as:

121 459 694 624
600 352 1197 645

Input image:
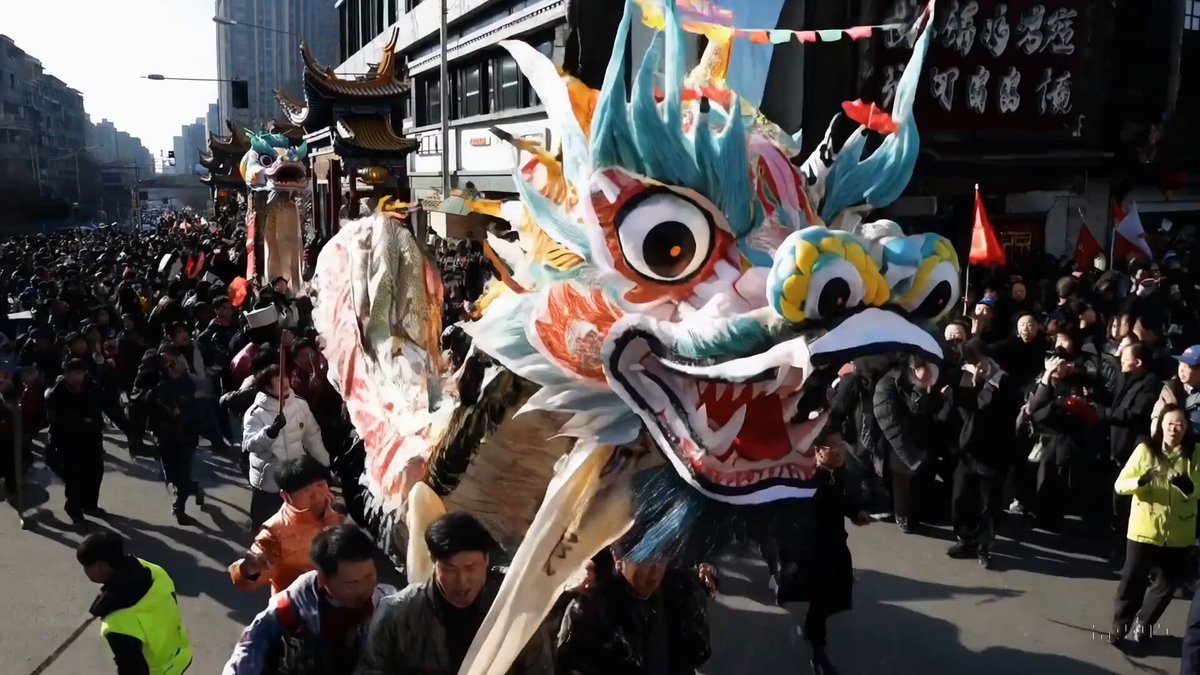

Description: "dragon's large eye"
804 259 865 321
258 152 275 167
616 192 714 283
898 260 959 320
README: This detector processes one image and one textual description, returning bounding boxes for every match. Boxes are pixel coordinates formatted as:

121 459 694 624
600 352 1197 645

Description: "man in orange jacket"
229 455 344 594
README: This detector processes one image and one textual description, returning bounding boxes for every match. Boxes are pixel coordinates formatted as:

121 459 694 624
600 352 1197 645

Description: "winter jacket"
45 375 127 456
242 392 329 493
944 361 1020 470
1026 376 1094 465
872 370 935 473
230 486 344 594
1095 369 1160 463
556 568 711 675
1151 377 1200 440
145 374 200 449
222 571 394 675
1115 442 1200 548
357 570 554 675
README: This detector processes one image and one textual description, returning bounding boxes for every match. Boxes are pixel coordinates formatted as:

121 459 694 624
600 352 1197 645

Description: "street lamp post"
440 0 450 198
213 16 299 38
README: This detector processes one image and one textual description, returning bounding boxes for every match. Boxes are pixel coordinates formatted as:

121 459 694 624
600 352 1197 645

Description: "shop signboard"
872 0 1089 135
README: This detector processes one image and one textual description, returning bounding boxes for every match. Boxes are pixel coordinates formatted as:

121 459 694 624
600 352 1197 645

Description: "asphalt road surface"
0 432 1186 675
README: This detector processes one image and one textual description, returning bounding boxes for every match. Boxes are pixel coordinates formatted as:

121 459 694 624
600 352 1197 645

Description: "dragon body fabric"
241 132 309 287
312 2 951 673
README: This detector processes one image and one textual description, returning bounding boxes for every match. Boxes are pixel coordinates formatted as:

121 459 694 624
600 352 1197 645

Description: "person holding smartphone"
1026 343 1097 532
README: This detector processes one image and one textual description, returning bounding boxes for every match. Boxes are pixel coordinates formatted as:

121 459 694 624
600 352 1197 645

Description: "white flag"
1116 203 1154 259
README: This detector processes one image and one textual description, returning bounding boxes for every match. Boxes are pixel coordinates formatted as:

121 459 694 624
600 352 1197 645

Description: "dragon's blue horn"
249 133 275 156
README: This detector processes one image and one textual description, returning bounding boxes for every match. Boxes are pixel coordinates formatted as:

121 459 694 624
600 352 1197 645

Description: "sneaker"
978 547 993 570
83 506 109 518
897 518 916 534
1130 621 1152 645
193 483 205 507
1108 623 1126 646
768 575 779 593
1007 499 1026 515
870 511 895 523
174 511 193 526
946 541 977 558
67 511 86 526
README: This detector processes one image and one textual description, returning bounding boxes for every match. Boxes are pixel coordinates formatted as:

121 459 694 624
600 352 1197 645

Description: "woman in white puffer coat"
242 364 330 529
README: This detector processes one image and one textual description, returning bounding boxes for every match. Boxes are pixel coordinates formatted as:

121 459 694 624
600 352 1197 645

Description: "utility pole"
439 0 450 197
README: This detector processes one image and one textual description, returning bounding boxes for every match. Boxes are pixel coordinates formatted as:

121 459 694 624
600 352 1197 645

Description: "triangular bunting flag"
768 29 793 44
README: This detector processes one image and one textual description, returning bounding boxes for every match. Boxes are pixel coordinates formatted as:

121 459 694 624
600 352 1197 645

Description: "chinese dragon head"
313 1 946 673
241 131 309 287
240 131 309 198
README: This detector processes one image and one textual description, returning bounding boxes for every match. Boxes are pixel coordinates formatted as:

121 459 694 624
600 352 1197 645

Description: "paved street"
0 432 1186 675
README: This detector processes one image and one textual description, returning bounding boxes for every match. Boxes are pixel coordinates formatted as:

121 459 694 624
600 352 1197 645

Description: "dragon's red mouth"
698 381 794 464
605 309 943 504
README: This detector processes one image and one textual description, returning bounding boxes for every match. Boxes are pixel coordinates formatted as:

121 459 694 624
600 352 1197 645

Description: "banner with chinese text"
872 0 1088 133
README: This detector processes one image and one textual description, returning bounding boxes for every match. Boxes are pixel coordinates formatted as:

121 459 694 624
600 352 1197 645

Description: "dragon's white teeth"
752 380 774 398
729 383 747 399
706 405 746 457
713 382 728 400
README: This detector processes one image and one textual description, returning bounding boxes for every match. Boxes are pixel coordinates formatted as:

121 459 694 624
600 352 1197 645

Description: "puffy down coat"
242 392 330 493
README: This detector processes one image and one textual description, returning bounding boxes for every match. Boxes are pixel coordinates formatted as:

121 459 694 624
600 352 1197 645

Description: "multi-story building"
215 0 340 130
205 102 221 139
0 35 90 202
92 119 153 172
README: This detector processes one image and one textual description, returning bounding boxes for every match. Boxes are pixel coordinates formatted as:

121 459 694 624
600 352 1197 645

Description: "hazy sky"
6 0 218 159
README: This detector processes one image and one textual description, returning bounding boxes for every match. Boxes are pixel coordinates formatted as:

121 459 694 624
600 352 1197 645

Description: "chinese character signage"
874 0 1087 132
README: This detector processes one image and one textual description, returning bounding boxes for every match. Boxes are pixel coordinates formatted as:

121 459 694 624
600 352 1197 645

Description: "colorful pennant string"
635 0 932 46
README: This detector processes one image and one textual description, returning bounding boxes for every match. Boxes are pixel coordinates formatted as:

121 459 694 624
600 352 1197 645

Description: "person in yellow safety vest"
77 530 193 674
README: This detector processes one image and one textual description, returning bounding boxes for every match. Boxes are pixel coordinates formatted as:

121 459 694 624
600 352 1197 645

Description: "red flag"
1074 224 1102 270
969 186 1007 268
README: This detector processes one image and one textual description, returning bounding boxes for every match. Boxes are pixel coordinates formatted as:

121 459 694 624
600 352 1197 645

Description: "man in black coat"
1095 341 1161 563
46 358 129 524
944 341 1021 568
873 356 938 533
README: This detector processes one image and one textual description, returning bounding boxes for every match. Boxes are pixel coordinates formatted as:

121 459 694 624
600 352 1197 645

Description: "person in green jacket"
77 530 193 674
1110 403 1200 647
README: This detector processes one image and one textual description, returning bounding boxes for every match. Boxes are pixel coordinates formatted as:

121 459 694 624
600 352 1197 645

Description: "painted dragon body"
241 132 309 287
313 2 951 673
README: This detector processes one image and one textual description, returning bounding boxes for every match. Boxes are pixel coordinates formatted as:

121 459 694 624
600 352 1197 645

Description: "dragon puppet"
312 1 951 673
241 131 309 288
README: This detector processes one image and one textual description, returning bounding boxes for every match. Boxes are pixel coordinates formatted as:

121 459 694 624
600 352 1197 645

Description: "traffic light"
231 80 249 109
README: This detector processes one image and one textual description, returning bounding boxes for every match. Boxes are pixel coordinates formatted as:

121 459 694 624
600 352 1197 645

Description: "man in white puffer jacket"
243 365 330 529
